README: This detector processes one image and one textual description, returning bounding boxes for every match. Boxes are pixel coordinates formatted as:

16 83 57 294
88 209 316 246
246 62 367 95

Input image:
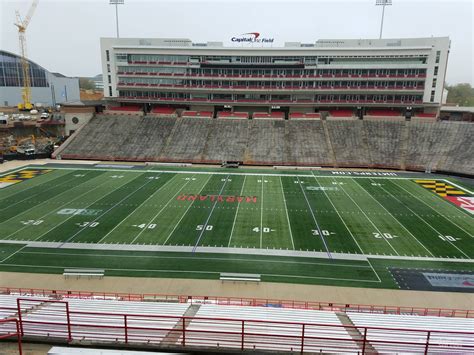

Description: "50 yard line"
192 175 230 252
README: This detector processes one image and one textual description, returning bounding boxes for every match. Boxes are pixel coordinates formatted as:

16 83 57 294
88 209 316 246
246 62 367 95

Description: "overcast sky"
1 0 473 85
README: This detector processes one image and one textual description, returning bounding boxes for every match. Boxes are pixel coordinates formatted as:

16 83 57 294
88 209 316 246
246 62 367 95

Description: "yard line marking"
39 165 423 179
311 173 364 255
97 173 176 243
31 175 135 242
0 171 68 209
131 175 196 244
163 175 212 245
228 175 247 247
0 245 28 263
297 177 332 259
193 175 230 252
354 178 434 257
260 175 264 249
442 179 474 195
327 176 399 256
393 180 473 239
3 174 113 240
59 174 156 246
279 176 295 250
376 179 470 259
0 171 95 225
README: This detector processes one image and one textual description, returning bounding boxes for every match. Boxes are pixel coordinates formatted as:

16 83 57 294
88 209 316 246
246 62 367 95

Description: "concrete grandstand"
55 115 474 176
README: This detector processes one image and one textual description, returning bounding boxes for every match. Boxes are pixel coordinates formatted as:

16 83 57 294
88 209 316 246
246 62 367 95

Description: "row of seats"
0 294 472 353
57 116 474 175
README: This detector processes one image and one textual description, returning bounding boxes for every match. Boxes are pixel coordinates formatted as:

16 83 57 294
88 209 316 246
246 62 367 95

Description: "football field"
0 164 473 290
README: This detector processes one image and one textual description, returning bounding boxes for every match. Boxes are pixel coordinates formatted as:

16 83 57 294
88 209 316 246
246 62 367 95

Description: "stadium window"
109 86 112 96
107 64 111 73
435 51 441 63
432 78 437 88
108 75 111 84
106 50 110 62
434 66 439 76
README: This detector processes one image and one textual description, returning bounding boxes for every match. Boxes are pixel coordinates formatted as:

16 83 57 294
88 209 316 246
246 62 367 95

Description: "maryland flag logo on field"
0 169 52 189
415 179 474 215
415 180 466 197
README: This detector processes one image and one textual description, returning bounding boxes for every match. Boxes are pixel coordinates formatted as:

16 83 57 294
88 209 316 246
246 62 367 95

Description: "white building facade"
100 37 450 115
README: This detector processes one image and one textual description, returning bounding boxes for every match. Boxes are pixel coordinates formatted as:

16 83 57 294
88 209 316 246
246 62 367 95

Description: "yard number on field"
133 223 157 229
76 221 99 228
21 219 43 226
253 227 275 233
438 235 460 242
196 225 213 231
312 229 334 236
373 232 398 239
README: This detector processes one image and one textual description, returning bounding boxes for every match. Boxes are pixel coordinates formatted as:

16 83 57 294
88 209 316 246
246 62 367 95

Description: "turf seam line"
312 173 365 255
163 174 212 245
58 174 157 246
279 176 295 250
297 176 332 259
0 170 94 226
228 175 247 247
3 172 113 241
192 175 230 253
334 176 400 256
394 180 473 239
130 174 196 244
374 178 468 259
97 173 174 243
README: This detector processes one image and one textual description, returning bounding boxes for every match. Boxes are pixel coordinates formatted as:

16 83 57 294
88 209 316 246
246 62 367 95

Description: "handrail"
10 298 474 353
0 318 22 355
1 287 472 318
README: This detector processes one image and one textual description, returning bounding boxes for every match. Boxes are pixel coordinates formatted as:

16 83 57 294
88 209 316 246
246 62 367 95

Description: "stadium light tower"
110 0 124 38
376 0 392 39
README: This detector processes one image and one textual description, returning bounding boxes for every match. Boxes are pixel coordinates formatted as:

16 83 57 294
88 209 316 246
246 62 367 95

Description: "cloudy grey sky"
1 0 473 84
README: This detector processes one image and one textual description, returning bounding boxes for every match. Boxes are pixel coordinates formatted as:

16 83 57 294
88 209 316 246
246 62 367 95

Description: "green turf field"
0 165 473 290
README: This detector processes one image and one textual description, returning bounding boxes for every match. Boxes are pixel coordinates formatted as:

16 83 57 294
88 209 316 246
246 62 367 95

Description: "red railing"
0 318 22 355
5 298 472 353
1 287 472 318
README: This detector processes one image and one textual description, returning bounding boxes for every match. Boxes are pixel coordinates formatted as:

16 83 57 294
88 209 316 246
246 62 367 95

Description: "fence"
0 298 470 354
1 287 472 318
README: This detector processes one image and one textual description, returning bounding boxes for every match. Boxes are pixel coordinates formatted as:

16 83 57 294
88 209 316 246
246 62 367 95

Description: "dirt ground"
1 271 473 310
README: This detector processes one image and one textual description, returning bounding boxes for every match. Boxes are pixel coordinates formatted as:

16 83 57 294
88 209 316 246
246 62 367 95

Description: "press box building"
100 36 450 116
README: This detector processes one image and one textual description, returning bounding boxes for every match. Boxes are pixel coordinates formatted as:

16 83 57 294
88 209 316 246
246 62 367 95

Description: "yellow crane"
14 0 39 111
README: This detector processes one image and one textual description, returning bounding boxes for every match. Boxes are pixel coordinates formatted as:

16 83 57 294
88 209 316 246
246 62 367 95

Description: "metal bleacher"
183 304 358 352
0 294 473 353
347 312 474 353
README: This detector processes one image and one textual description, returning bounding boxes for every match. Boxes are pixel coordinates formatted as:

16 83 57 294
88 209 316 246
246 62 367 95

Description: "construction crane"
14 0 39 111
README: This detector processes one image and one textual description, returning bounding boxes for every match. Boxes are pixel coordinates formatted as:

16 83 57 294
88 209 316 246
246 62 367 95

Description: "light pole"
375 0 392 39
110 0 124 38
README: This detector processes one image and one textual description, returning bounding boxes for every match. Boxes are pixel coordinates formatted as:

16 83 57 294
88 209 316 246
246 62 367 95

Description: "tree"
446 83 474 106
79 78 96 91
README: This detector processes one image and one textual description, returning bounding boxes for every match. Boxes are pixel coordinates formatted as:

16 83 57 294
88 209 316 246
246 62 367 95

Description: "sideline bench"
63 268 105 279
220 273 261 283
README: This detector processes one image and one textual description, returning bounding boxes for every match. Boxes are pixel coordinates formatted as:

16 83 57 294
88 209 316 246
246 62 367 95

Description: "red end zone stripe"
444 196 474 215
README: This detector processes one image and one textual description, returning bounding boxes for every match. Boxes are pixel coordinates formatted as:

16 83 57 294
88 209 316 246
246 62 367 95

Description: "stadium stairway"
58 115 474 175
